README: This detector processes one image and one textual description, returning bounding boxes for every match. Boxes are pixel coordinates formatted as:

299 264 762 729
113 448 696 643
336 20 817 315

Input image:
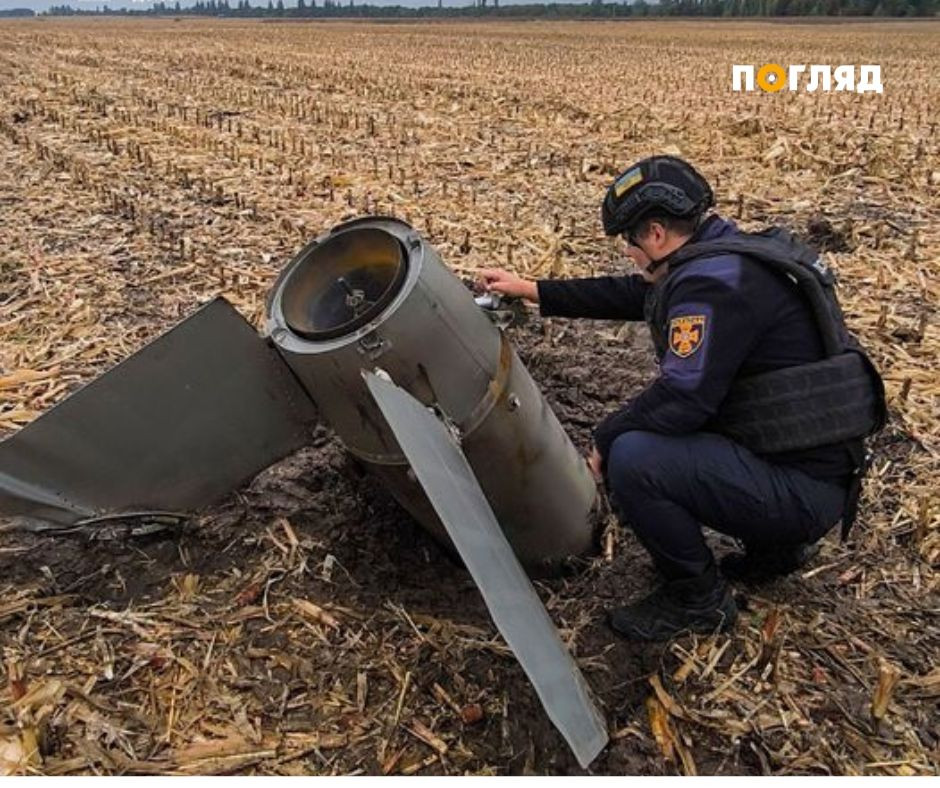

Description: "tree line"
44 0 938 18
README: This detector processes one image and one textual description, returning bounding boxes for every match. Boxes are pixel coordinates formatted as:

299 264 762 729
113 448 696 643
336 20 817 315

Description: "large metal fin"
364 370 608 769
0 298 318 527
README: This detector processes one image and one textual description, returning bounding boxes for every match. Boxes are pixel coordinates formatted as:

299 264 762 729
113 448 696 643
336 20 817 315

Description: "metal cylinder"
266 216 597 572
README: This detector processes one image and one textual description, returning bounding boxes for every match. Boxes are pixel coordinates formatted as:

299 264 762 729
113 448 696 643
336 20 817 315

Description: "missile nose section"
266 216 598 575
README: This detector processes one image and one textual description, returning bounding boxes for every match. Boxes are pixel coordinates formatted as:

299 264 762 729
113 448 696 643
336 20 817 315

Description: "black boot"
720 541 820 584
607 567 737 641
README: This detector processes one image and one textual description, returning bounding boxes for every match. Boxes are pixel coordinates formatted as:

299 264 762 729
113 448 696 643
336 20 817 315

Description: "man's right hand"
477 269 539 303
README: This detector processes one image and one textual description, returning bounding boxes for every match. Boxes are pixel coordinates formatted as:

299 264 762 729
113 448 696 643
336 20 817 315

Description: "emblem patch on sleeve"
669 315 706 358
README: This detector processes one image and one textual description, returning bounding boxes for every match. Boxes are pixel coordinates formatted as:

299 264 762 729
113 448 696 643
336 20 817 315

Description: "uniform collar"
657 214 734 272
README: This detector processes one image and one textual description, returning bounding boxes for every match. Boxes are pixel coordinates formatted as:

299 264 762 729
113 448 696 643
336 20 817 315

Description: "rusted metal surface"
0 298 318 527
364 370 608 769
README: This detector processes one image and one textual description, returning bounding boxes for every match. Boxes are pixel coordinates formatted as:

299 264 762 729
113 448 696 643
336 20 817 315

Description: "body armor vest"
644 227 887 456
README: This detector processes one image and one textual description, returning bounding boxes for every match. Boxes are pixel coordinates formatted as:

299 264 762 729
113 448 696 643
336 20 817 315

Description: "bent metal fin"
0 297 318 528
364 370 608 769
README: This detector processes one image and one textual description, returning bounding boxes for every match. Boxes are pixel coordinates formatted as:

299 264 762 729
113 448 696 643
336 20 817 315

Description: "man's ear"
651 221 668 246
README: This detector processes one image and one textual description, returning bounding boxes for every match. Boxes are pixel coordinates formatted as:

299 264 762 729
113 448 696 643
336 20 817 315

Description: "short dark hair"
634 213 700 239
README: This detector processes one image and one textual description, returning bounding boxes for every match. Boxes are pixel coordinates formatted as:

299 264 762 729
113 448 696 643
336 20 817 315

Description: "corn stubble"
0 18 937 777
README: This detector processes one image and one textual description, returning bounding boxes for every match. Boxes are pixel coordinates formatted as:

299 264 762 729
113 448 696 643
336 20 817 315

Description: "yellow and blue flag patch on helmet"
613 166 644 198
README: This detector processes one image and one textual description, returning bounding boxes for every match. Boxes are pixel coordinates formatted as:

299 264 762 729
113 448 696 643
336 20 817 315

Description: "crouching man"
480 155 885 641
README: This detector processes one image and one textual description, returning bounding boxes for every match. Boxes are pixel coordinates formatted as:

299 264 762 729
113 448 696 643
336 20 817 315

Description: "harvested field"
0 17 938 776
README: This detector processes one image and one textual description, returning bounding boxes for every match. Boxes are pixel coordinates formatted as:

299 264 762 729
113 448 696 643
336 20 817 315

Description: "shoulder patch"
669 315 706 358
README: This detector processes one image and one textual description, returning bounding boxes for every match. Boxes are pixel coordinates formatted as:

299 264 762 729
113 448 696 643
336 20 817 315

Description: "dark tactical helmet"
602 155 715 237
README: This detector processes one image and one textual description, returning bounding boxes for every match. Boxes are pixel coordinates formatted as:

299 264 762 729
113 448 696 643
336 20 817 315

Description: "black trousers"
606 430 847 581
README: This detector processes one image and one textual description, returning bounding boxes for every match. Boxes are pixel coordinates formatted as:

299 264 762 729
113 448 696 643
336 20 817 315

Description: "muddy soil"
1 309 933 775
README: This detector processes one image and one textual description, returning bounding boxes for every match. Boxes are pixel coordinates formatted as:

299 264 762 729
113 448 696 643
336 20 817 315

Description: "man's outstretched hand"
477 268 539 303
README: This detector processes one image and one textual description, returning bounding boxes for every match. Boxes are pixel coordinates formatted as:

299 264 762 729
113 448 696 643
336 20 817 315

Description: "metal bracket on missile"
474 293 529 330
356 331 392 361
363 370 609 769
0 298 318 528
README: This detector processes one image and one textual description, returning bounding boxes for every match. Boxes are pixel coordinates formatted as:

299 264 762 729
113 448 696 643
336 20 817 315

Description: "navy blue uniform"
536 215 851 579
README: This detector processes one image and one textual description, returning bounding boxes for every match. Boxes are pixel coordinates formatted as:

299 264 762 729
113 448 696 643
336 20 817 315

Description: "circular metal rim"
266 217 423 355
280 229 409 342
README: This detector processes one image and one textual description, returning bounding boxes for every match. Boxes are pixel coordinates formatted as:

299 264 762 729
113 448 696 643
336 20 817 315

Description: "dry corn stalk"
870 658 902 724
291 598 340 630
